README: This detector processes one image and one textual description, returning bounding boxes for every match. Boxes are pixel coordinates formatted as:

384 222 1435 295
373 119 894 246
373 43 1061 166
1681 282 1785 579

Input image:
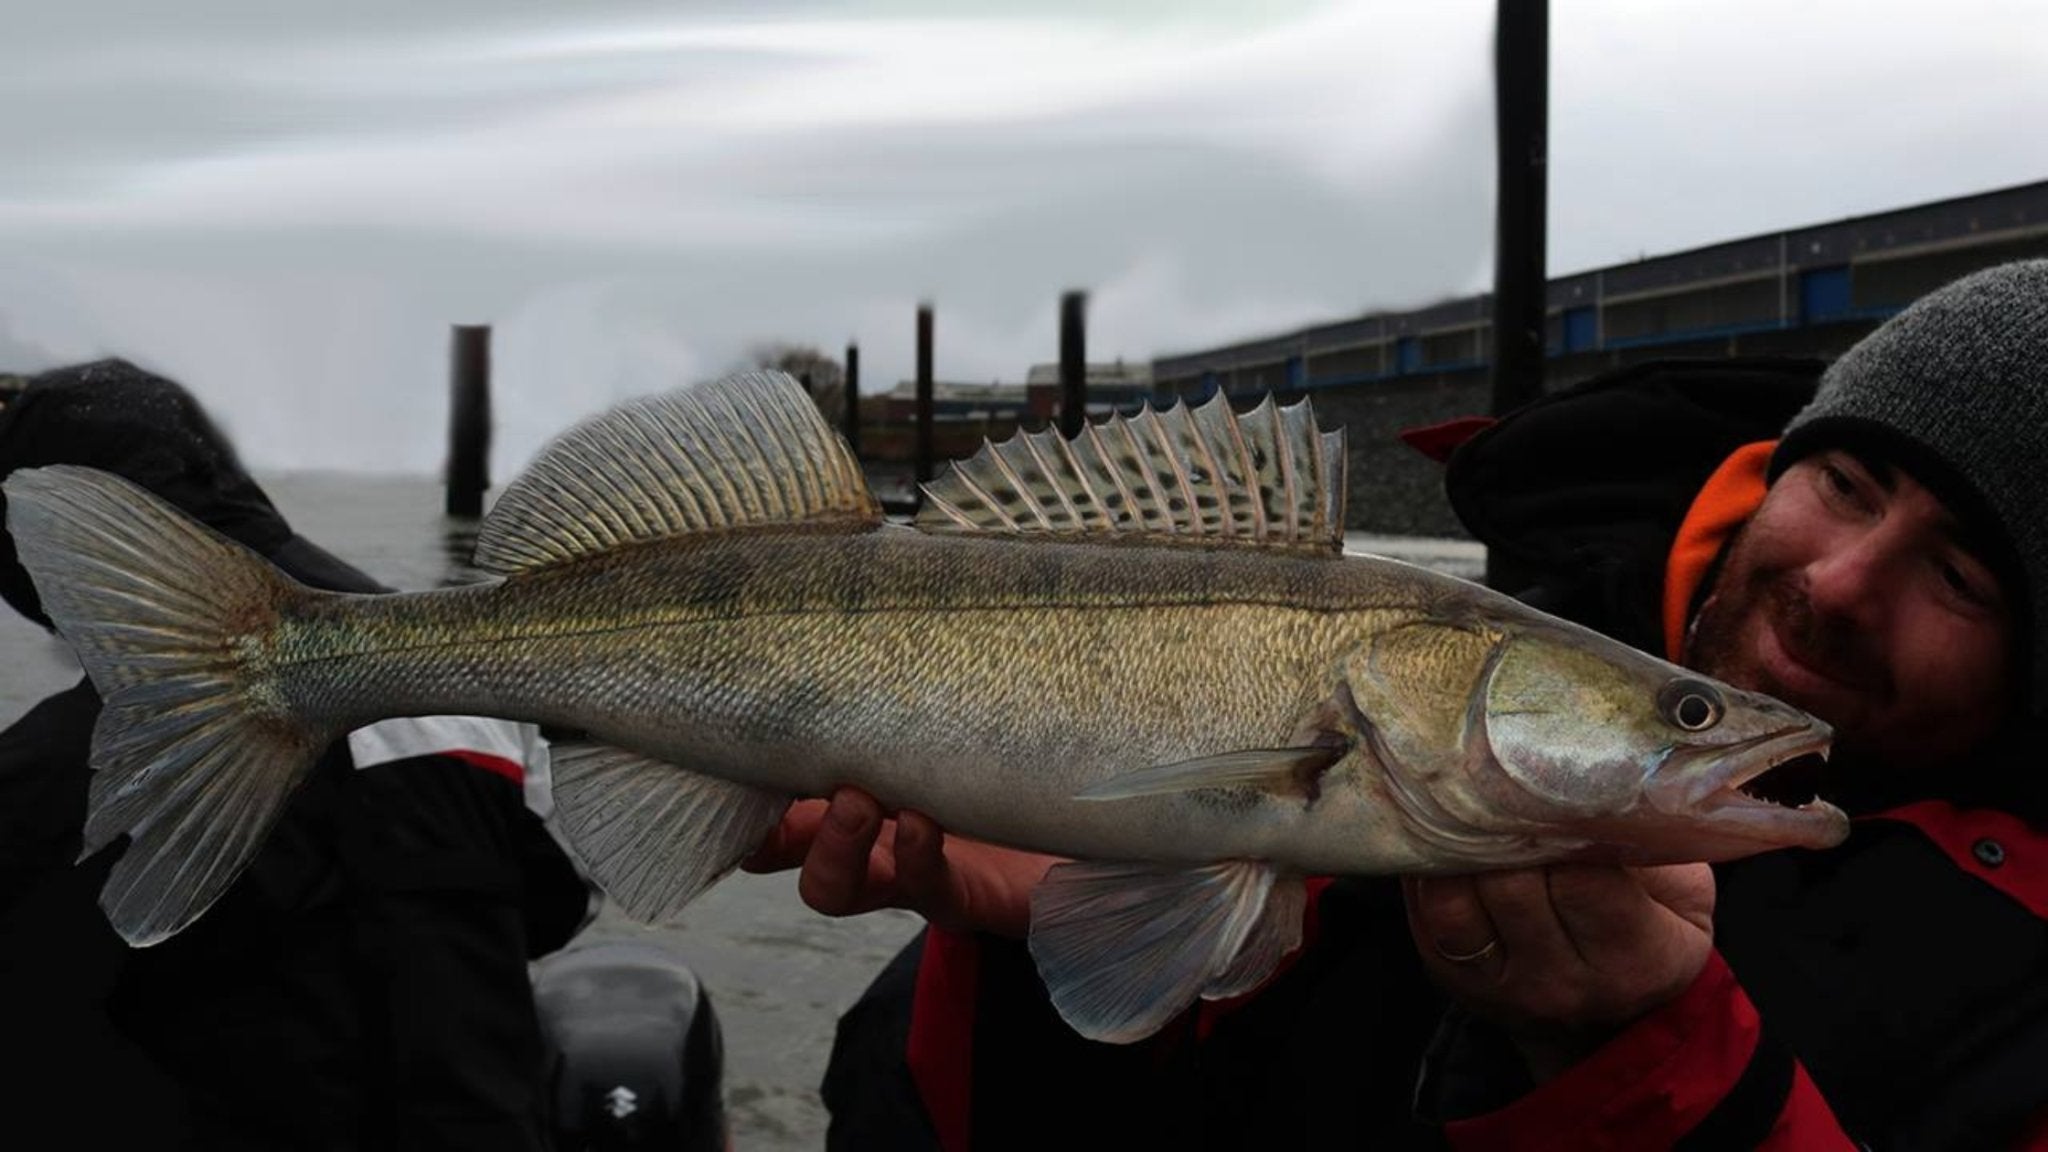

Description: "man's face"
1686 449 2017 773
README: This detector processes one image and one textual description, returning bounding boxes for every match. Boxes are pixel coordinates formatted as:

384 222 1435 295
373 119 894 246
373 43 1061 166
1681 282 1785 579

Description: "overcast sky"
2 0 2045 475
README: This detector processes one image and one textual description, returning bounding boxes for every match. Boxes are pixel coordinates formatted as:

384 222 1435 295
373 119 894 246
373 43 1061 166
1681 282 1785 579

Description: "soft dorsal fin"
915 392 1346 554
475 370 881 574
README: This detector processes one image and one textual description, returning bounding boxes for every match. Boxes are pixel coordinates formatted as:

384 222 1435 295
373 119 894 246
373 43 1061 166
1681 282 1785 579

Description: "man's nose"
1801 534 1891 622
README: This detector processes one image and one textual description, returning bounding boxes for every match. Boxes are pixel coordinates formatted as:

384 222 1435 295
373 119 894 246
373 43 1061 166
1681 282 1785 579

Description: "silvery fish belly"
4 369 1848 1044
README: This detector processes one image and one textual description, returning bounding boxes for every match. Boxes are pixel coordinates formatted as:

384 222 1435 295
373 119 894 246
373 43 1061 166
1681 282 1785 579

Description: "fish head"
1473 624 1849 862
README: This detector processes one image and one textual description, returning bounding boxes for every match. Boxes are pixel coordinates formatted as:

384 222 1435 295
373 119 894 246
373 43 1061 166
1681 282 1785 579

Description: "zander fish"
5 370 1847 1043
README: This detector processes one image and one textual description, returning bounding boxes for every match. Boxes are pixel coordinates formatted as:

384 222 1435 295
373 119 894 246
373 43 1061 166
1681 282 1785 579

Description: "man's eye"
1817 460 1872 511
1938 558 1999 611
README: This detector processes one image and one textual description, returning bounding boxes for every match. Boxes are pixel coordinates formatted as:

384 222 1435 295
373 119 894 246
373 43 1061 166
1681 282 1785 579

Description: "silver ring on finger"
1435 938 1500 965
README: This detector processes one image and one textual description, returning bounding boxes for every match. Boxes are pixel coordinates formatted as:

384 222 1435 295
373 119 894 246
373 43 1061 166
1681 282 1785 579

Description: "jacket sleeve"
1427 951 1858 1151
338 752 573 1152
0 680 99 913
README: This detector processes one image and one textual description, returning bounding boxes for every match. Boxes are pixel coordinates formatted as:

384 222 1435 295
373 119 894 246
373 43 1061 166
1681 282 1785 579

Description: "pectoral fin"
1026 859 1305 1044
549 742 792 923
1073 744 1346 802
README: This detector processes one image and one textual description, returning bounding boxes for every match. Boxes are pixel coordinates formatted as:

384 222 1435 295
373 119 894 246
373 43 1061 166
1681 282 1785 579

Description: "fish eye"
1658 679 1724 732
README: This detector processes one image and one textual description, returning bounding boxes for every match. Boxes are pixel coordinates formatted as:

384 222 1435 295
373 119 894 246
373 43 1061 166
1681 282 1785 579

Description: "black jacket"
0 360 590 1150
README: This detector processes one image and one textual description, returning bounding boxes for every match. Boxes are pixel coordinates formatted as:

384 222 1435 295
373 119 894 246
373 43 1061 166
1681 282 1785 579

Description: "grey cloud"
0 97 1492 474
0 35 792 200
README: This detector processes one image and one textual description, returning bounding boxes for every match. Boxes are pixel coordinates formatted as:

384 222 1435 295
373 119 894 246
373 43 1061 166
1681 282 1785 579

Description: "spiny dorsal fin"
475 370 881 574
915 392 1346 555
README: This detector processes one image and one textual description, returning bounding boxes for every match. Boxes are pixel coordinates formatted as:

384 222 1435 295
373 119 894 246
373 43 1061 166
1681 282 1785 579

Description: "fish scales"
277 528 1445 870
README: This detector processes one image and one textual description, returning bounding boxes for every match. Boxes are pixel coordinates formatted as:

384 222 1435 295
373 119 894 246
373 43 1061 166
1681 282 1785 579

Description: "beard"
1685 524 1900 787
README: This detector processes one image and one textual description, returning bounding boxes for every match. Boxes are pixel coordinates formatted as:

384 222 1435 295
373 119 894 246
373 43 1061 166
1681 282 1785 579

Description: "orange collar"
1663 441 1776 662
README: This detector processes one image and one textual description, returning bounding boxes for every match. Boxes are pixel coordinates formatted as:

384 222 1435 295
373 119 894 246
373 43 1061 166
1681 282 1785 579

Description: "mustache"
1760 574 1892 697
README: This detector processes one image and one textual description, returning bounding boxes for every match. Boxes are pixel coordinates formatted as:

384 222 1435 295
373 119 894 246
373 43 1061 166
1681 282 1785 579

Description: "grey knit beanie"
1771 258 2048 716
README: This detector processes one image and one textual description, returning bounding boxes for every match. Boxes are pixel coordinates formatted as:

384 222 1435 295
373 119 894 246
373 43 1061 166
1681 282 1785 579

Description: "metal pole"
446 324 492 518
916 304 935 485
1487 0 1547 591
1059 290 1088 437
1490 0 1548 418
844 342 862 456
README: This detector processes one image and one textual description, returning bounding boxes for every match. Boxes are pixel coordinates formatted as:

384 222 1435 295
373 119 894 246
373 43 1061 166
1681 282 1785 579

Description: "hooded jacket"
0 360 591 1150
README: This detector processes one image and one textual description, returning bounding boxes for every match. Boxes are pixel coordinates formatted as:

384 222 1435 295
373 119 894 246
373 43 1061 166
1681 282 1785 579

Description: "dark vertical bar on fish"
446 324 492 519
916 304 935 486
1060 290 1088 438
843 343 862 457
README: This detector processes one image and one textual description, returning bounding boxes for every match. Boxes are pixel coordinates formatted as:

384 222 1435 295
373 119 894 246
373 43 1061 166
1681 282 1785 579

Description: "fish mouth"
1644 724 1849 848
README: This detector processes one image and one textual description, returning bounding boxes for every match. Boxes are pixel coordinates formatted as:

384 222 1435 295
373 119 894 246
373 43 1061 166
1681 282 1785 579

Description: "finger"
1547 865 1713 977
740 799 829 873
1634 862 1716 933
1471 869 1579 970
943 837 1062 938
1405 875 1503 976
891 810 950 918
797 788 886 915
1541 865 1659 962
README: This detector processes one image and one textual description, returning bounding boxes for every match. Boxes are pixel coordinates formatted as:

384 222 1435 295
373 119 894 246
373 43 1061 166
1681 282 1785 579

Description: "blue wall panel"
1800 266 1852 323
1563 306 1597 352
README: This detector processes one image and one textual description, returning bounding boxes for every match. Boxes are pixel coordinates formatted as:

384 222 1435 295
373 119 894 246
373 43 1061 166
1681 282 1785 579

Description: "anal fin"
549 741 792 923
1203 874 1305 1000
1026 859 1304 1044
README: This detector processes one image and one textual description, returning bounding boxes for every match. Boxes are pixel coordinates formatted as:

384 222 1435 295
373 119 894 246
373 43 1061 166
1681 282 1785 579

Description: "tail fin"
5 464 325 945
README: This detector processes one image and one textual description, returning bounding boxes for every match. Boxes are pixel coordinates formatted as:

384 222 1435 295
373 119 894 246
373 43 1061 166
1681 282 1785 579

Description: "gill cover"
1481 630 1696 815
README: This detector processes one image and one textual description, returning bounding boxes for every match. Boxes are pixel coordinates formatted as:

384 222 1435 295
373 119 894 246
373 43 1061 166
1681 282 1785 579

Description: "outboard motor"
532 935 729 1152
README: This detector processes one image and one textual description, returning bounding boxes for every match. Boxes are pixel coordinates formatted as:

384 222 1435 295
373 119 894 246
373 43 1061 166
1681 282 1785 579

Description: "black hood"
0 358 385 627
1443 356 1824 655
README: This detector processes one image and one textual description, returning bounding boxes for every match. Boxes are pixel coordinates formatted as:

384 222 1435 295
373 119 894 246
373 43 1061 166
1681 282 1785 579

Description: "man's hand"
741 787 1060 939
1402 863 1715 1081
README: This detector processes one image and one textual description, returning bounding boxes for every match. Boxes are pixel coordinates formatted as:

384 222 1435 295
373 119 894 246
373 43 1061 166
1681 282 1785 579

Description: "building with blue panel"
1151 179 2048 402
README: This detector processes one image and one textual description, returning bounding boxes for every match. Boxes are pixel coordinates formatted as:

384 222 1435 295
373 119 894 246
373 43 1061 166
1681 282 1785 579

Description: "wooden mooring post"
1491 0 1547 419
1059 290 1088 438
1487 0 1547 589
915 304 935 486
844 342 862 456
446 324 492 518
